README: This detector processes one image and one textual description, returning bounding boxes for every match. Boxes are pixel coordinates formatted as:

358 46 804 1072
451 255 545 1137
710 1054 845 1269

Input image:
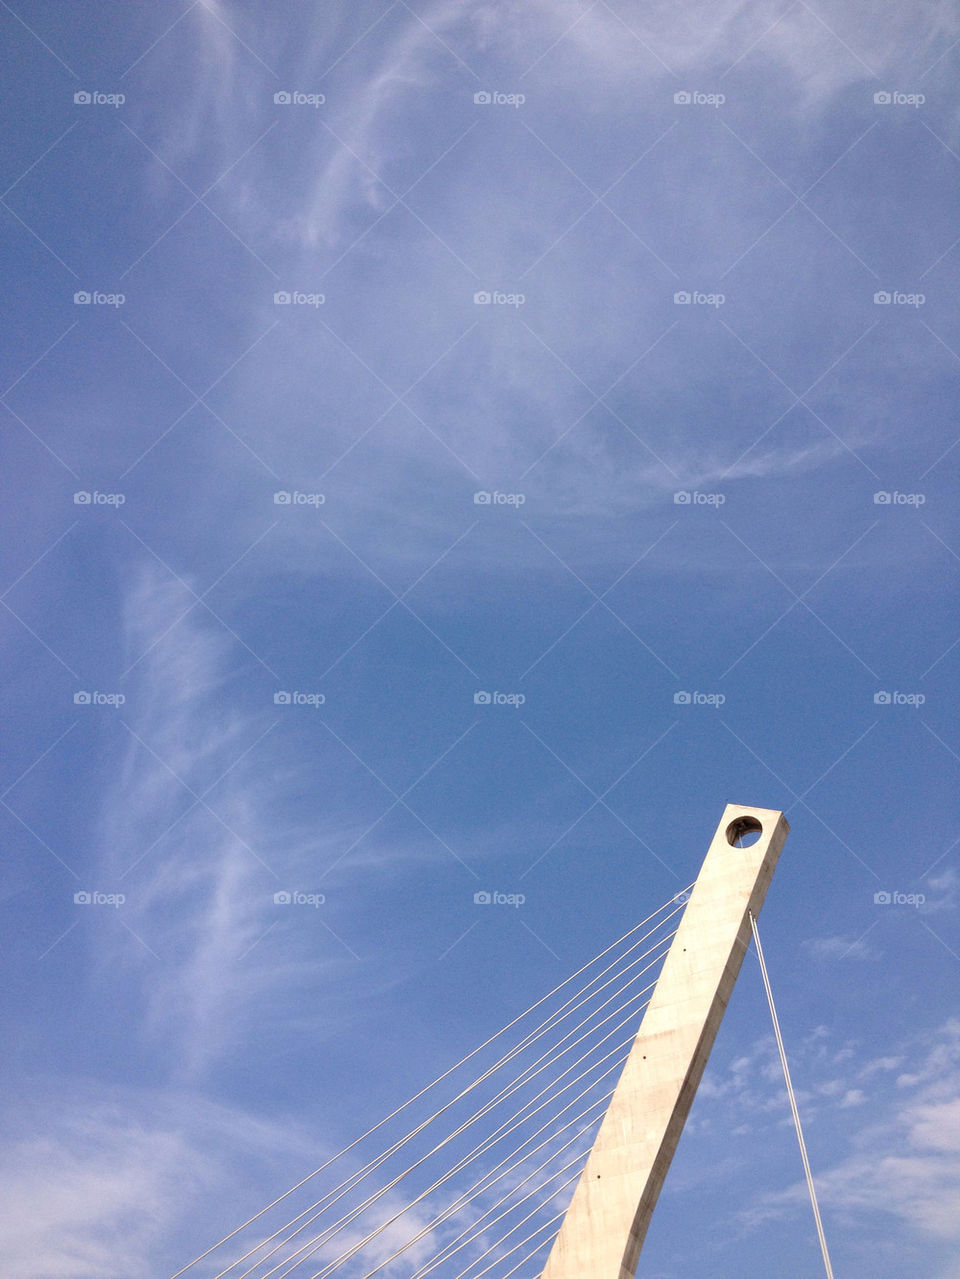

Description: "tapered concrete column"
541 804 790 1279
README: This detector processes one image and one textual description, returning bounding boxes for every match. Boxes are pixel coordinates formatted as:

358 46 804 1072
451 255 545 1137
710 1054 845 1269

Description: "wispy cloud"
110 0 960 578
742 1020 960 1243
92 566 369 1077
802 932 880 960
0 1080 332 1278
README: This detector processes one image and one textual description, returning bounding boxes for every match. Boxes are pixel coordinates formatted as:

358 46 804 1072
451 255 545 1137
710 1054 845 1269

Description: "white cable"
185 892 689 1279
399 1055 632 1279
395 1099 612 1279
356 1057 624 1279
447 1164 585 1279
170 891 681 1278
750 913 835 1279
421 1120 602 1279
265 1082 608 1279
367 1076 619 1279
262 949 672 1279
381 1017 650 1279
396 992 668 1279
260 939 674 1279
496 1215 561 1279
238 930 678 1279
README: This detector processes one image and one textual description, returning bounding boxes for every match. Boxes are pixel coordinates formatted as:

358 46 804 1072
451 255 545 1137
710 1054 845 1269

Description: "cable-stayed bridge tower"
170 803 793 1279
541 802 790 1278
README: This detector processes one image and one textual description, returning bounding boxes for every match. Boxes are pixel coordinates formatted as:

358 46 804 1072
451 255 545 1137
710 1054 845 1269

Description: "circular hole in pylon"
726 815 763 847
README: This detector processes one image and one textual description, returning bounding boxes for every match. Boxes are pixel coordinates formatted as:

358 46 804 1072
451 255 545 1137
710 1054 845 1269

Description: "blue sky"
1 1 959 1275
